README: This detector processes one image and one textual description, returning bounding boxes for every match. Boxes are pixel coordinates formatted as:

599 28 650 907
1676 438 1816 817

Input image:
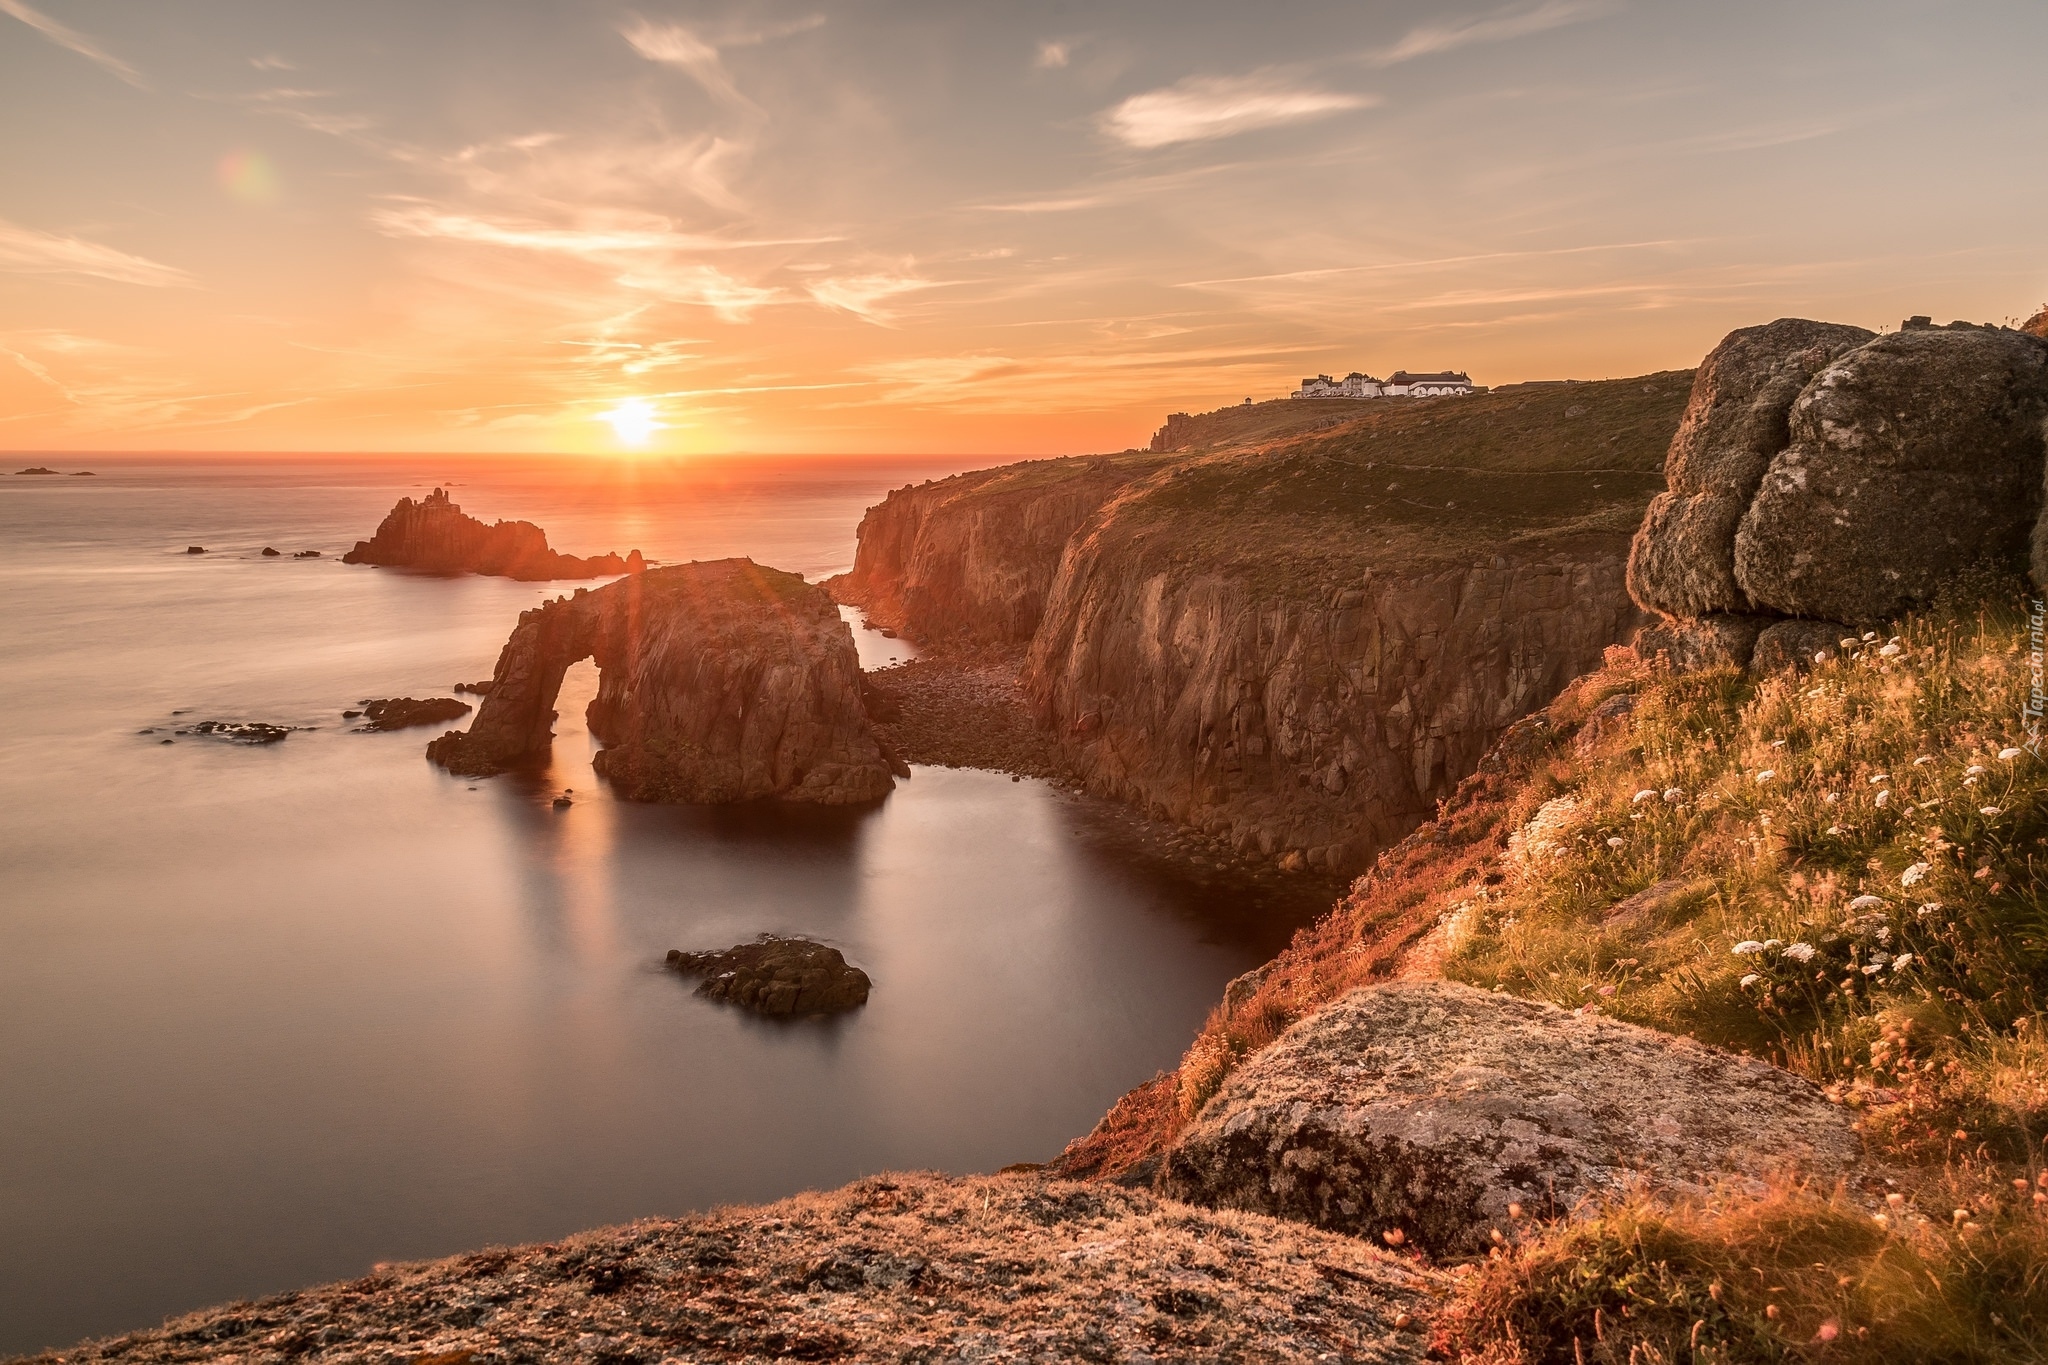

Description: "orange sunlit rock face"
2 4 2043 455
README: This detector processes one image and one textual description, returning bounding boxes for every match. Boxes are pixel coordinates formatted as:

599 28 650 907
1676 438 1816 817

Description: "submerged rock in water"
1159 980 1859 1255
187 720 298 744
260 546 281 556
356 697 472 731
666 937 873 1016
293 549 322 558
453 679 494 695
184 546 205 555
428 559 901 805
342 486 644 581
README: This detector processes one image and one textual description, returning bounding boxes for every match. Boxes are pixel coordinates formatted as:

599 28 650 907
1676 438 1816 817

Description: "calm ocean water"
0 455 1301 1354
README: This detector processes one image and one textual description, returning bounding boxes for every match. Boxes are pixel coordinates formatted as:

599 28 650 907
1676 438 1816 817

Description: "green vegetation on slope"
1063 577 2048 1361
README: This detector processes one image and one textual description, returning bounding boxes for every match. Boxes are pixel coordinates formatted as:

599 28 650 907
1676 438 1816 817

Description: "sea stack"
342 487 645 581
428 558 906 804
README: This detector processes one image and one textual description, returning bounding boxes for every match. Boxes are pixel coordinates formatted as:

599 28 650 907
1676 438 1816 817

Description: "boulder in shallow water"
1158 980 1859 1255
666 937 872 1016
357 697 471 731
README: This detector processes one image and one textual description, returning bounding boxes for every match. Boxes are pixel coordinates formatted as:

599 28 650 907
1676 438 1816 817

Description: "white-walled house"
1290 368 1473 399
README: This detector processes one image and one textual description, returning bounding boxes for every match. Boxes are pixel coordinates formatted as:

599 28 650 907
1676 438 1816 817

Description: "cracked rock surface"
19 1174 1439 1365
1159 981 1860 1255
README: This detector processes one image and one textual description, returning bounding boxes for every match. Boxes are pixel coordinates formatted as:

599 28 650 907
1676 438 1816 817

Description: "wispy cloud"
368 203 826 256
1100 71 1376 149
0 0 144 86
0 219 193 287
620 14 824 111
249 54 296 71
1365 0 1617 68
806 272 935 324
1035 40 1070 70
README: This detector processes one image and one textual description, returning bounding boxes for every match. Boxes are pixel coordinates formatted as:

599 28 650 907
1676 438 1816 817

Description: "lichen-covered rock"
1749 618 1853 674
1627 319 1875 617
428 559 900 805
1733 327 2048 624
24 1174 1439 1365
1158 981 1859 1255
343 487 644 581
666 937 872 1016
1633 613 1771 670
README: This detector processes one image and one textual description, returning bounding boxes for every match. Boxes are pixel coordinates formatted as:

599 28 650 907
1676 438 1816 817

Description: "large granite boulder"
1627 319 1873 617
428 559 904 804
666 937 872 1016
343 487 644 581
1733 326 2048 623
1158 981 1859 1255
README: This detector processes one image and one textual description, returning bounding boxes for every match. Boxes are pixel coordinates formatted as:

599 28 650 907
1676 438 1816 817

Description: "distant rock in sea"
184 721 299 745
15 466 58 475
453 679 494 695
428 558 904 805
261 546 281 556
355 697 471 731
69 470 95 476
185 546 206 555
293 549 322 558
342 486 644 581
666 937 873 1016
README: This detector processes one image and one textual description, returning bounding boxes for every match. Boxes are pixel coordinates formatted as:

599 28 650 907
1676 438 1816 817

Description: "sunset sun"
600 398 660 446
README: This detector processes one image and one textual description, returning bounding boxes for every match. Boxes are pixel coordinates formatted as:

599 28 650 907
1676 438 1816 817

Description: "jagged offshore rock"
428 559 904 804
666 937 872 1016
354 697 471 731
342 487 645 581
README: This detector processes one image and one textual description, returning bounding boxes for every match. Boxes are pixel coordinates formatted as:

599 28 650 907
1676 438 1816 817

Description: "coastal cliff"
835 376 1691 875
429 559 902 804
343 488 644 581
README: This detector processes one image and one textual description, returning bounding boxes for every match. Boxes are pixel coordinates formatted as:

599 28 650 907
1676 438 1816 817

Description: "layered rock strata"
428 559 902 805
1158 981 1860 1256
24 1175 1437 1365
835 376 1691 875
1629 317 2048 651
826 456 1166 646
343 487 645 581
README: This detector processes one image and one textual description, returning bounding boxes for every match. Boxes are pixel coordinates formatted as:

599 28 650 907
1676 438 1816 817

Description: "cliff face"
825 455 1169 645
428 559 901 804
342 487 644 581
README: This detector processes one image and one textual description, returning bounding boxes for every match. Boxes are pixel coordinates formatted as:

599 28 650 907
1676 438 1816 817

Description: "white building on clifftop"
1291 368 1473 399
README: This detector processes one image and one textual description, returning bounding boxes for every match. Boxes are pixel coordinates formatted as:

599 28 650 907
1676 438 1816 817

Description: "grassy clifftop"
1062 581 2048 1361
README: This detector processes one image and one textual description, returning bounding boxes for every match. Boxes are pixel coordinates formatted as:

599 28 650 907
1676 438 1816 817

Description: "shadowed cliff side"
825 453 1175 646
834 375 1689 878
428 559 903 804
343 487 645 581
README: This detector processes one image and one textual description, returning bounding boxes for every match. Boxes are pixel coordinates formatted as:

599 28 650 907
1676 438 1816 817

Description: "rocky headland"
343 488 646 581
832 376 1690 878
427 558 905 804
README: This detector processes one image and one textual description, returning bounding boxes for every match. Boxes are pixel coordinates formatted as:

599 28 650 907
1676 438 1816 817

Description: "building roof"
1387 370 1471 385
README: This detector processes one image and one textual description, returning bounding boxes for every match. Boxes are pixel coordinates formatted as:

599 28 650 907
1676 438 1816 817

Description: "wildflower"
1964 776 1980 788
1597 985 1616 997
1631 789 1656 804
1381 1228 1406 1246
1816 1321 1841 1344
1826 825 1843 835
1862 963 1883 975
1913 755 1935 766
1839 637 1860 650
1875 790 1890 807
1784 942 1817 963
1869 774 1889 784
1772 739 1788 748
1916 902 1941 917
1663 787 1684 802
1892 953 1913 970
1886 1193 1906 1208
1900 862 1930 887
1756 769 1776 783
1879 643 1903 657
1862 632 1879 643
1967 764 1987 776
1606 837 1625 848
1823 791 1840 804
1764 939 1783 949
1732 940 1767 955
1981 806 2002 817
1740 973 1761 987
1813 651 1828 664
2000 747 2023 760
1849 895 1884 910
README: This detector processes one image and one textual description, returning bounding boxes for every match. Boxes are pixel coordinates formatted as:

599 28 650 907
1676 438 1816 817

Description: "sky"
1 1 2045 456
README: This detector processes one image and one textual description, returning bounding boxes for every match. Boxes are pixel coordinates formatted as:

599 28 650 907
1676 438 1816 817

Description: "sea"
0 454 1317 1355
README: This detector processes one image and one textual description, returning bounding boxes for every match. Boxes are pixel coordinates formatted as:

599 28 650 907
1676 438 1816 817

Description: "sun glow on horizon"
600 399 662 447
